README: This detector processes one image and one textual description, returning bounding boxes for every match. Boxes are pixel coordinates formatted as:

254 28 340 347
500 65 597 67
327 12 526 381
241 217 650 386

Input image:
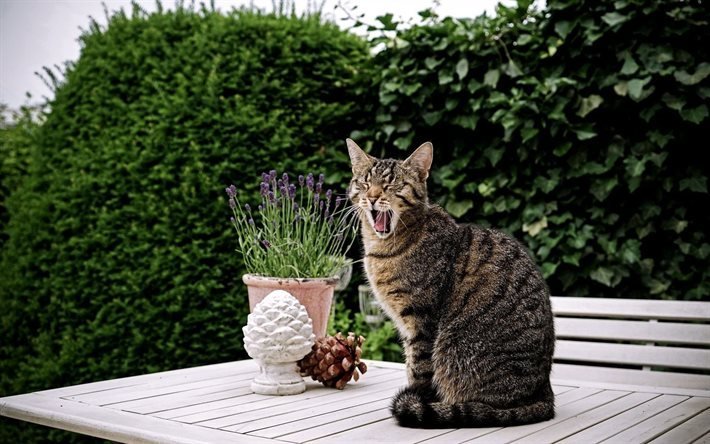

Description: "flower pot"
242 274 338 338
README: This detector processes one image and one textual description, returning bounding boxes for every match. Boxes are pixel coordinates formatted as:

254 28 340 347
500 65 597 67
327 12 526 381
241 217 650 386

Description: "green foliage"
330 299 403 363
361 0 709 301
0 104 41 248
0 5 370 441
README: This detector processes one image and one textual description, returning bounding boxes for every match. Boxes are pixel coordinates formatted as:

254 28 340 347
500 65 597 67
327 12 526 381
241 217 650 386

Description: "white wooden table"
1 359 709 443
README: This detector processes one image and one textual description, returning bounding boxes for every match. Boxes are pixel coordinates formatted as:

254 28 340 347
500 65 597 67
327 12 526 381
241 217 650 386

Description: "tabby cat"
346 139 555 428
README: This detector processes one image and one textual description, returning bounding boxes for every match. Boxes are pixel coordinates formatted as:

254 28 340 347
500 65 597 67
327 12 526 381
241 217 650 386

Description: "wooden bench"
551 296 710 391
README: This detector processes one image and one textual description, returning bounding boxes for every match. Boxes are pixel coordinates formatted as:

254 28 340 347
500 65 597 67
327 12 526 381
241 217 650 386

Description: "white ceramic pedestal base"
251 361 306 395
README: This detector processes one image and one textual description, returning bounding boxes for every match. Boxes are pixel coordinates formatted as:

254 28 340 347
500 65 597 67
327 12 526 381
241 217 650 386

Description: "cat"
346 138 555 428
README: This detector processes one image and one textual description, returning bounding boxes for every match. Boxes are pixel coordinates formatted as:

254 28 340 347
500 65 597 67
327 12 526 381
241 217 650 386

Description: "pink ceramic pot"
242 274 338 338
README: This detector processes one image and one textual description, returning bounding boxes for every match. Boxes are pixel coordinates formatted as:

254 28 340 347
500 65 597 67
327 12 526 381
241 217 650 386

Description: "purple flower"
245 203 251 213
268 191 275 202
314 193 320 206
258 204 263 211
282 173 289 184
319 200 324 211
280 186 288 197
260 182 269 196
318 173 325 185
298 175 305 187
262 172 270 183
288 184 296 199
315 182 322 194
306 173 314 191
269 170 277 181
248 218 255 225
230 216 235 223
225 185 237 198
325 189 332 202
261 239 271 249
228 198 236 209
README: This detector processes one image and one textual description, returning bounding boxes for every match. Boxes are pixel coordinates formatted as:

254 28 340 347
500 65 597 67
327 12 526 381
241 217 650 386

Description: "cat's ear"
404 142 433 181
346 138 374 173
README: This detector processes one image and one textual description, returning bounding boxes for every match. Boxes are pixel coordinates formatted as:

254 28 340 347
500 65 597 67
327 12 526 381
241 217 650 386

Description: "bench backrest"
551 296 710 390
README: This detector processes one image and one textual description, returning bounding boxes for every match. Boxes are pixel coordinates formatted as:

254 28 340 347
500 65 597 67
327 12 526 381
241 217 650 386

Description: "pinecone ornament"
297 332 367 390
242 290 315 395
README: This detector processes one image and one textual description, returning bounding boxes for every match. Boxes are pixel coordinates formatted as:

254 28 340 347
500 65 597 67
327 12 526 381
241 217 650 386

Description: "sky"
0 0 507 110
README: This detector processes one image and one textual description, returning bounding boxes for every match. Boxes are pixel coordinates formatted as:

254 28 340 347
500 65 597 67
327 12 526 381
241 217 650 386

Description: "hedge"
359 0 709 301
0 5 370 441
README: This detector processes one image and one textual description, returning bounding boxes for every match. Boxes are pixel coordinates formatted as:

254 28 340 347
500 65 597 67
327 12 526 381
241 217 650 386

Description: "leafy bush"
360 0 709 300
0 104 40 248
0 5 370 441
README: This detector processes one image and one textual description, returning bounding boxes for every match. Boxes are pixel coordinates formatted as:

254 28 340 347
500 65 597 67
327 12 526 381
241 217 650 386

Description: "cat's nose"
368 197 378 206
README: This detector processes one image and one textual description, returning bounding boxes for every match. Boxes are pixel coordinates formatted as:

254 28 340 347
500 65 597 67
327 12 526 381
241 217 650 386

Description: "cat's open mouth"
371 209 394 234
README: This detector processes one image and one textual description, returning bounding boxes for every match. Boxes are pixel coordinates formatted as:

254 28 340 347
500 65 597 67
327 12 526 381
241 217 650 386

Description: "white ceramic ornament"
242 289 316 395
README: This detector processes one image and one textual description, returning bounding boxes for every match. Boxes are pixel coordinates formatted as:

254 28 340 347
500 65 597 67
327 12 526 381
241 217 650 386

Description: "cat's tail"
391 385 554 428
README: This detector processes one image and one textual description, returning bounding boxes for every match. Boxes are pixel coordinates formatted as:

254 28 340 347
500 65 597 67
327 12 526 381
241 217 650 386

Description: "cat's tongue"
374 210 389 233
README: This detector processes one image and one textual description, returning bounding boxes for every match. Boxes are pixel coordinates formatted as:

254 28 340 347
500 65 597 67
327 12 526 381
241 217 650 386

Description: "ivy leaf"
452 114 479 130
679 176 708 193
554 21 572 39
425 57 441 70
590 267 615 287
627 77 651 100
521 127 539 144
648 279 670 295
661 93 685 111
680 104 708 124
483 69 500 88
540 262 558 278
620 55 639 75
577 94 604 117
523 216 548 237
517 34 533 45
573 128 597 140
590 177 618 201
613 81 628 96
422 110 444 125
445 199 473 218
484 147 505 166
602 12 629 27
438 71 454 85
674 62 710 85
456 58 469 80
621 239 641 264
506 62 523 78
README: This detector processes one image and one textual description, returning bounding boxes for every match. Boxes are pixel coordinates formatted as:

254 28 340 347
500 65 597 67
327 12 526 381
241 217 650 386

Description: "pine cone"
297 332 368 390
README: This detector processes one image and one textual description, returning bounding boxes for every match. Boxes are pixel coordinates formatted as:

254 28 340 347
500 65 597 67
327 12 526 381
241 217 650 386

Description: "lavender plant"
226 170 358 278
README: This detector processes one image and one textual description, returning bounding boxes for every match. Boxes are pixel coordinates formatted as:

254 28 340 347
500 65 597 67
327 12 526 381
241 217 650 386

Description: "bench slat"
551 297 710 321
555 318 710 346
554 340 710 371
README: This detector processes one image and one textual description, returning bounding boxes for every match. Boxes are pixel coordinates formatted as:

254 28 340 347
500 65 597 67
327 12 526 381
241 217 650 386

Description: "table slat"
465 390 629 443
557 394 688 443
600 397 710 443
512 392 659 443
219 385 401 432
649 408 710 444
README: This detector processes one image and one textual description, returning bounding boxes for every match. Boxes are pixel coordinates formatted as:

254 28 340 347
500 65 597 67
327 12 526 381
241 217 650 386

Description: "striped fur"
346 139 555 428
